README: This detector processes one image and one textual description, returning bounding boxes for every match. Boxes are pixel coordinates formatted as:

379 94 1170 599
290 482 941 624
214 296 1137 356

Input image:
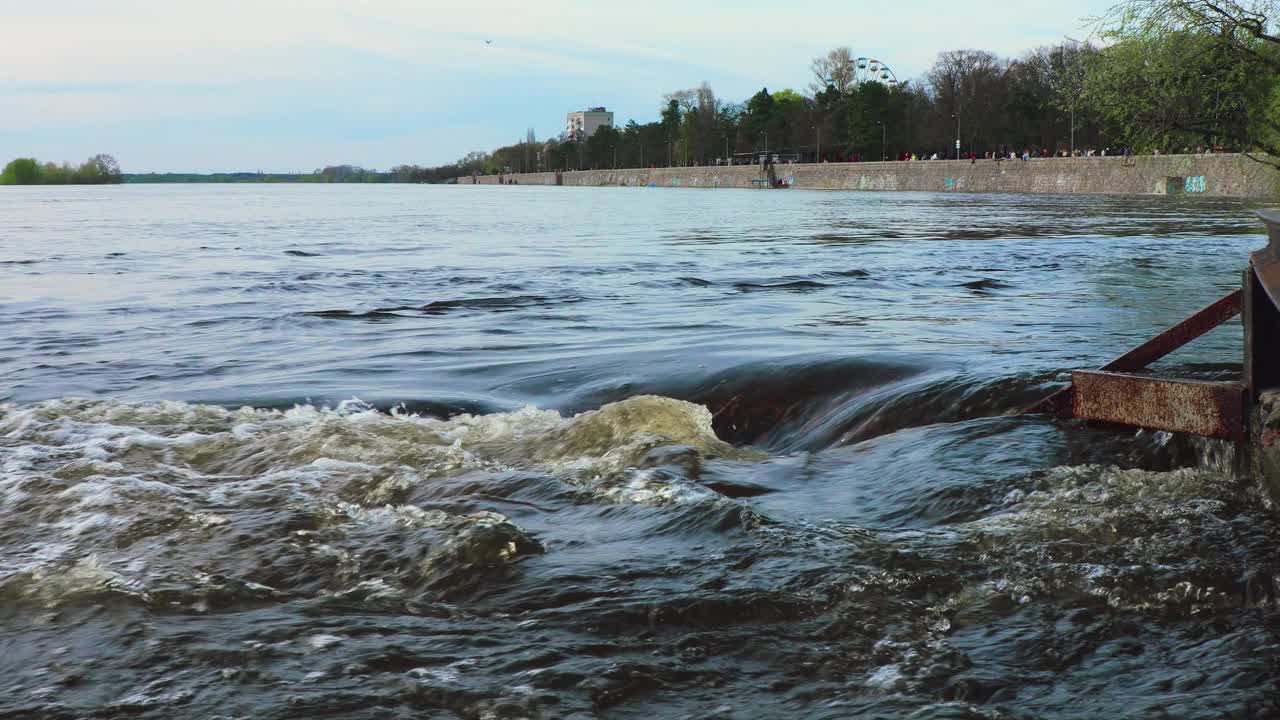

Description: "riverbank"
459 153 1280 198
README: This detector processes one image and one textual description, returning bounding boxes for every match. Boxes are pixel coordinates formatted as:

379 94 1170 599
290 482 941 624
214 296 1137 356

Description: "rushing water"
1 184 1278 719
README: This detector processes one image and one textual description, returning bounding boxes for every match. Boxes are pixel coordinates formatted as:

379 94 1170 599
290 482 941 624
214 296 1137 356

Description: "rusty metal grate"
1031 289 1244 440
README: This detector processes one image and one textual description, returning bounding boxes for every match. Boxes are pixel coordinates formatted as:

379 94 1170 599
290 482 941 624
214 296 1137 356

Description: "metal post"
1246 209 1280 504
955 112 961 160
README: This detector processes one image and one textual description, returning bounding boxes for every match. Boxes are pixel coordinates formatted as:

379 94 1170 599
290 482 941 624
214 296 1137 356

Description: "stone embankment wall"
459 154 1279 198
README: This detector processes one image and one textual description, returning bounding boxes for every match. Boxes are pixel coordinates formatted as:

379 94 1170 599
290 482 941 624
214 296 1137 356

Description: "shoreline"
458 153 1280 199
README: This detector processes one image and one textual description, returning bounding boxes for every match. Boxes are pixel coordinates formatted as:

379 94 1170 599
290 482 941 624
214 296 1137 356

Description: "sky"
1 0 1116 173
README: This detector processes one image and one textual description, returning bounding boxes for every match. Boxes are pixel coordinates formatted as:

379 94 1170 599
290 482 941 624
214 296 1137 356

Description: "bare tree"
89 154 122 181
808 47 856 96
695 81 718 118
926 50 1003 103
664 88 699 115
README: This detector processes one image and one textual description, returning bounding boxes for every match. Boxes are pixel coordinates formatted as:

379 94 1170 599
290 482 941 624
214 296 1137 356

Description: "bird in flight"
485 40 493 45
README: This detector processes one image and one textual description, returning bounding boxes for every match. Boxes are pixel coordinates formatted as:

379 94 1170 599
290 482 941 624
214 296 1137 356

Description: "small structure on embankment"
458 153 1280 198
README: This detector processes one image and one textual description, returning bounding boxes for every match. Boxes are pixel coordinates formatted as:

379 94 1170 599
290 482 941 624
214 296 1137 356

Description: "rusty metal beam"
1028 289 1241 418
1070 370 1245 441
1101 290 1241 372
1024 209 1270 442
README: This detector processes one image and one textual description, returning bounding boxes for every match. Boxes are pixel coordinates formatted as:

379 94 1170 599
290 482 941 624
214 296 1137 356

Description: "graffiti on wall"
1184 175 1206 193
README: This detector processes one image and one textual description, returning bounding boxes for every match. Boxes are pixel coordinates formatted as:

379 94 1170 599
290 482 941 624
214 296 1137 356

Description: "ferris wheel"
853 57 899 87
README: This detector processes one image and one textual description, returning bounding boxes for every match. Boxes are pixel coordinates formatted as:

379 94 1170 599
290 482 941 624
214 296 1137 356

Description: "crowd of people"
885 148 1128 161
813 145 1231 164
560 144 1233 171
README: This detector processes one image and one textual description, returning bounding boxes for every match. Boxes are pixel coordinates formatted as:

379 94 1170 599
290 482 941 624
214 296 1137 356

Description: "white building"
566 107 614 139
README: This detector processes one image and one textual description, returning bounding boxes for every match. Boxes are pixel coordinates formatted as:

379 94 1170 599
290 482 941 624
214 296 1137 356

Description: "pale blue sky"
1 0 1115 173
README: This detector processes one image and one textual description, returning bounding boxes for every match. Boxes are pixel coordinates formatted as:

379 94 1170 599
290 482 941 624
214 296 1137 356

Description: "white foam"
306 634 344 650
865 663 906 691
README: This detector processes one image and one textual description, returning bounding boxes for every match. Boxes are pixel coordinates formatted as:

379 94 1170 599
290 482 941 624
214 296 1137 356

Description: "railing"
1031 209 1280 447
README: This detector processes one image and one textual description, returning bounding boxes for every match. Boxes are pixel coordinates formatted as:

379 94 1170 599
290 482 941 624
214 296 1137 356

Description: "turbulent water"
1 184 1278 719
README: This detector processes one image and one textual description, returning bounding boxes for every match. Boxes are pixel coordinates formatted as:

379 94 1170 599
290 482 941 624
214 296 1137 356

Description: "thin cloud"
0 0 1115 171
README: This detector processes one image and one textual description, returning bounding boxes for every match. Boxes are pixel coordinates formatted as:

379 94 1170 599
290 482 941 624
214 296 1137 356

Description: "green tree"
587 124 622 168
770 88 810 155
1084 27 1266 152
1 158 42 185
847 82 891 158
1096 0 1280 159
739 87 775 153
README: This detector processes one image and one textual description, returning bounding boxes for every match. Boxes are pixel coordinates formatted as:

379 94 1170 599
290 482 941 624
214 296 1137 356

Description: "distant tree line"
464 0 1280 173
121 163 483 184
125 172 330 183
14 2 1276 186
1 155 122 185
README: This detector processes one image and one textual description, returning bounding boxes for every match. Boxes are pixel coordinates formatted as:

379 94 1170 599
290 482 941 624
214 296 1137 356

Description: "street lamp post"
877 120 886 161
953 112 961 160
1061 40 1081 156
812 124 821 164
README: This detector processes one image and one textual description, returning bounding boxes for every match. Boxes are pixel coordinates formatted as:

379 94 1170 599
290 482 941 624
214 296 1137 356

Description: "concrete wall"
459 154 1280 198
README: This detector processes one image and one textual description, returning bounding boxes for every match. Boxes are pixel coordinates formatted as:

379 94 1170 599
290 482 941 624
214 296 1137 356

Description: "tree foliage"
1093 0 1280 160
453 23 1280 175
1 158 41 185
1 154 123 185
27 13 1280 186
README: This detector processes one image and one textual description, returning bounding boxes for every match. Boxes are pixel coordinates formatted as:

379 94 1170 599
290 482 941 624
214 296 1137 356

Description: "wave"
576 356 1053 451
732 279 831 292
957 278 1013 291
639 270 871 290
2 389 1276 718
0 395 754 609
302 295 582 320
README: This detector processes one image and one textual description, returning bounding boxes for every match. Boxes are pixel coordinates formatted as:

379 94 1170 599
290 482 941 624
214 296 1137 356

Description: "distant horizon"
3 1 1114 173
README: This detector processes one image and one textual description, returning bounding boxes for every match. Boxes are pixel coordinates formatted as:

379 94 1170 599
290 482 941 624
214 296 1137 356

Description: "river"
1 184 1277 719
